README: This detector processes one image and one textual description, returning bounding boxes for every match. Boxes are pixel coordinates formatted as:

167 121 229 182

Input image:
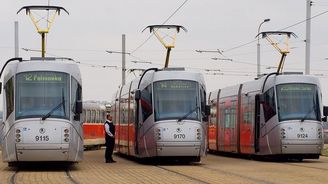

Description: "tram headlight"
281 128 286 139
155 128 161 140
64 133 69 138
16 134 21 139
15 129 22 142
196 128 201 140
318 130 322 139
64 128 69 134
64 138 69 142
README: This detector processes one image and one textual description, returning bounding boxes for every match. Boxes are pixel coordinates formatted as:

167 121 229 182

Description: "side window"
263 87 276 122
224 109 230 128
71 77 82 113
210 100 217 126
141 85 153 121
200 86 206 117
5 77 14 119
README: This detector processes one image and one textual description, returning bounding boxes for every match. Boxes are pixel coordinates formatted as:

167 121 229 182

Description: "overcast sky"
1 0 328 106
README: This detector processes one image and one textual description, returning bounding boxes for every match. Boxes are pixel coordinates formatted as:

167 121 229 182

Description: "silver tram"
112 68 210 162
0 57 83 164
208 72 327 160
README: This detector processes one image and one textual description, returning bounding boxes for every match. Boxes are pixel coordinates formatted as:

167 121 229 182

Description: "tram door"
240 94 255 154
208 99 218 151
220 98 238 152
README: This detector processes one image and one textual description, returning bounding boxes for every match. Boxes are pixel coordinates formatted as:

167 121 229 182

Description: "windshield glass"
277 83 320 122
153 80 200 121
15 71 69 120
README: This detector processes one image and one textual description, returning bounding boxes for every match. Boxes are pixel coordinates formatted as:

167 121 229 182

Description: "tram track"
155 165 210 184
280 162 328 171
198 164 274 184
65 168 80 184
8 169 19 184
156 163 274 184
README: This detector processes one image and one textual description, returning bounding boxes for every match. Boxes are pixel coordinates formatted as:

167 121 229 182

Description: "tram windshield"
15 71 69 120
153 80 200 121
276 83 320 122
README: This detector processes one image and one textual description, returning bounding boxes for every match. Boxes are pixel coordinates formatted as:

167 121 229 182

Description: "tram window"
263 87 276 122
71 77 82 121
224 109 230 128
210 102 217 126
5 77 14 119
141 85 153 122
15 71 69 120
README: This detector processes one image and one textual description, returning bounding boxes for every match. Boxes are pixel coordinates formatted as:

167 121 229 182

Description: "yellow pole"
164 47 172 68
41 32 45 58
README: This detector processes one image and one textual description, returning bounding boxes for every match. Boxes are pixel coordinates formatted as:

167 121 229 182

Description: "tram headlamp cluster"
281 128 286 139
15 129 21 143
64 128 70 142
318 128 322 139
155 128 161 140
196 128 201 140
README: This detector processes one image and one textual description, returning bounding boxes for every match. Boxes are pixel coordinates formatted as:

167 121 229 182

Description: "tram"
112 68 210 162
208 72 327 160
0 57 83 164
82 102 107 149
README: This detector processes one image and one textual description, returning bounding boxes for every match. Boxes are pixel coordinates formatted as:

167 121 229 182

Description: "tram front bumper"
156 142 203 156
16 143 69 161
281 140 323 154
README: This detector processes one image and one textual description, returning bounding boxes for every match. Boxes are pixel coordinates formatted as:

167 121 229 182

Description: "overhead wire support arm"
256 31 297 74
17 6 69 58
142 25 187 68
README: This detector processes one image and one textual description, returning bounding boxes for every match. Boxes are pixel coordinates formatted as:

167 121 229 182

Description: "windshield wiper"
42 89 66 120
177 106 200 122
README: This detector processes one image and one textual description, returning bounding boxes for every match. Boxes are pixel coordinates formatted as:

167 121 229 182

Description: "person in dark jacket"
104 114 116 163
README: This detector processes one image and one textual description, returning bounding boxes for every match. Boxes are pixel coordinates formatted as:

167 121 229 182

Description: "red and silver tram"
208 72 327 160
82 102 107 149
112 68 210 162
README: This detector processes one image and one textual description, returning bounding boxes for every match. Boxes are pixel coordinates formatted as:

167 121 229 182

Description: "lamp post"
257 19 270 77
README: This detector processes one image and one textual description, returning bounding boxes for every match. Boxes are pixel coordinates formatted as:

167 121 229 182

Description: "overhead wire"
130 0 190 54
220 8 328 54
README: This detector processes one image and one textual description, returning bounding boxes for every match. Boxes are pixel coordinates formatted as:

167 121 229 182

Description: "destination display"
19 72 66 83
279 84 314 92
157 80 196 89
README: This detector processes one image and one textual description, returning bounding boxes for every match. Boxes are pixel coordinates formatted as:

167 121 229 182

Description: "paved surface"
1 148 328 184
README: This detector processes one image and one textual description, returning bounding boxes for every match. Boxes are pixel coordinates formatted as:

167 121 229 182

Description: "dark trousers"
105 138 115 161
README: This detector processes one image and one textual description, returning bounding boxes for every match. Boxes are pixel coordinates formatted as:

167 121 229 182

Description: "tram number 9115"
35 135 49 142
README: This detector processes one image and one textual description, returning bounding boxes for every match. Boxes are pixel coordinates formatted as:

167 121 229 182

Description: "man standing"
104 114 116 163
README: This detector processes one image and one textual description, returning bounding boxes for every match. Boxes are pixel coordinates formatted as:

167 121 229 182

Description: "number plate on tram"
174 134 185 139
35 135 50 142
297 133 308 139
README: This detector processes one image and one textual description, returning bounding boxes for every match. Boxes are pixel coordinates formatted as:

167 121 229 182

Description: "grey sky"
1 0 328 105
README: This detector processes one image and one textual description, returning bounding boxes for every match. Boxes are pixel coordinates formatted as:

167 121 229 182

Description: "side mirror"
323 106 328 117
0 82 2 94
205 105 211 116
322 116 327 122
75 101 83 114
135 90 141 101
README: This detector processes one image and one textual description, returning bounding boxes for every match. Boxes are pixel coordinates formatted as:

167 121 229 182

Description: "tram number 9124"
35 135 49 142
297 133 308 139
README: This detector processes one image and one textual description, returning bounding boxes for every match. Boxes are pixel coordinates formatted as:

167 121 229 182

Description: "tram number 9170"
174 134 185 139
297 133 308 139
35 135 49 142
